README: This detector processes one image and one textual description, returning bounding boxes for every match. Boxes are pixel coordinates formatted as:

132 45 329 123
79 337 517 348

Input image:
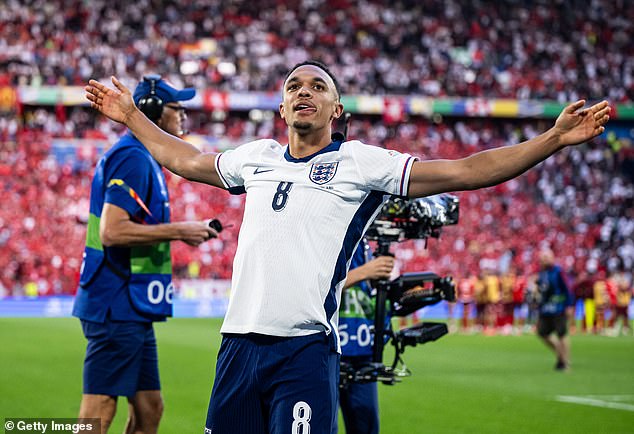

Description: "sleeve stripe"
399 156 416 196
214 153 231 189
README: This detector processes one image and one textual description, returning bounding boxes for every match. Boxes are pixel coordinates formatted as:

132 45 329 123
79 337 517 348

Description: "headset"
137 74 164 122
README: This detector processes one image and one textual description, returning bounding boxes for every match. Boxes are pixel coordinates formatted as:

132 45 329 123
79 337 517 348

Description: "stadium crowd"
0 129 89 298
2 0 633 102
1 0 632 333
2 109 632 326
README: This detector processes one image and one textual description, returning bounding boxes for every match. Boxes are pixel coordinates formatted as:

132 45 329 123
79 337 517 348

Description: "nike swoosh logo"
253 167 274 174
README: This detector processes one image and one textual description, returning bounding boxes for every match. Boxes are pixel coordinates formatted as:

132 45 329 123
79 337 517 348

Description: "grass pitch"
1 318 632 433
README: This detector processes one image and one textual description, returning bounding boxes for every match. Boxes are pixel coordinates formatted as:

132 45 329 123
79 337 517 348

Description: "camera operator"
337 239 394 434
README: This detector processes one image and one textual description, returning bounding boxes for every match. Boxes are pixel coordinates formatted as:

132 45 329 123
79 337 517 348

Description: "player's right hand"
85 76 136 125
178 221 218 246
364 256 395 280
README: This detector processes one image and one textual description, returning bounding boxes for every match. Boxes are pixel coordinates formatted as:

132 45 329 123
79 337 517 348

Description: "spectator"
610 265 632 335
2 1 633 101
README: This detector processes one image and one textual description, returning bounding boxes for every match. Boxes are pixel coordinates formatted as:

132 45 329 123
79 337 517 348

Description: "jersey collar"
284 139 343 163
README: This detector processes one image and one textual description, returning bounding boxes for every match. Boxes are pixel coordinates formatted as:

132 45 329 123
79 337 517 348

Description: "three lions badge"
309 162 339 185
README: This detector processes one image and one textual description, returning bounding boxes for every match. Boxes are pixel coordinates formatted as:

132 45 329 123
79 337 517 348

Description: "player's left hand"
85 76 136 125
554 100 610 147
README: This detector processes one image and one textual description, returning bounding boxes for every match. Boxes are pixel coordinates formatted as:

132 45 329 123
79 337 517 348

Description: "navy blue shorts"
81 317 160 397
205 332 339 434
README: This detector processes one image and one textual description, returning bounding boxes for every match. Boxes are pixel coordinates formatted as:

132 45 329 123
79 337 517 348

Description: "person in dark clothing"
536 248 574 370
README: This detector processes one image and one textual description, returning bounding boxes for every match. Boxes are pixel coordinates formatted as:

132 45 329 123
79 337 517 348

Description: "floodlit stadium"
1 1 632 433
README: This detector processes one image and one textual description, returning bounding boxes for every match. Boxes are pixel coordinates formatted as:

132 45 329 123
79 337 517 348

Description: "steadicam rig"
339 320 449 387
340 194 459 387
365 194 459 242
339 271 456 387
390 272 456 318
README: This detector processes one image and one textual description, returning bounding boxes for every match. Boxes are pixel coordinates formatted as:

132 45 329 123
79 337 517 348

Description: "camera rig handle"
341 194 460 387
370 243 457 365
371 239 394 365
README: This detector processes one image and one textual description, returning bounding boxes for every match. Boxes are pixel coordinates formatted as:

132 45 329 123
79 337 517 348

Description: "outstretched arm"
407 100 610 198
85 77 224 188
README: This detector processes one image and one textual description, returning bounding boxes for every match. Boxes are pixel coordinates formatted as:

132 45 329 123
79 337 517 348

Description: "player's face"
279 65 343 135
158 103 187 137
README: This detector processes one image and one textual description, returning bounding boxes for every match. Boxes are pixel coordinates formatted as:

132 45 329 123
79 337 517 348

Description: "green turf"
1 318 632 433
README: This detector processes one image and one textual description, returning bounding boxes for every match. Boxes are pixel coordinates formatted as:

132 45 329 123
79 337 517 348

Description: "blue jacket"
537 265 573 316
73 133 173 323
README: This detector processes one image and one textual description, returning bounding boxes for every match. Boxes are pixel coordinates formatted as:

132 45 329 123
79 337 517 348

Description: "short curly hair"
284 60 342 100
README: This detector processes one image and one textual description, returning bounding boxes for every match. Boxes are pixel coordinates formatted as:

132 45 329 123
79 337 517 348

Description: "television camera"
340 194 459 387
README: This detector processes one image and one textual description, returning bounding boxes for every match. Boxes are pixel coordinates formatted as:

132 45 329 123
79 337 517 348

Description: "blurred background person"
610 264 633 335
535 248 574 371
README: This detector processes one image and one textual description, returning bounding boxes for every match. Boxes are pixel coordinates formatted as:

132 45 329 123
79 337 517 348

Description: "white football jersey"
215 138 416 352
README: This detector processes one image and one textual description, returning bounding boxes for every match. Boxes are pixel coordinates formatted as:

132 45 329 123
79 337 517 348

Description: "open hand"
85 76 136 124
554 100 610 147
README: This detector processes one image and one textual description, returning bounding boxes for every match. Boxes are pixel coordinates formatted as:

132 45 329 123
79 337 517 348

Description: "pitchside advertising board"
0 279 231 318
0 278 458 318
2 283 632 319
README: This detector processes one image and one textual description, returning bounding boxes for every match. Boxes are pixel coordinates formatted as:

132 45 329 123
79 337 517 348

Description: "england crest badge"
309 162 339 185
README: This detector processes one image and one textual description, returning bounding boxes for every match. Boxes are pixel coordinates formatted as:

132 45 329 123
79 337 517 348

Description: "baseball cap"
132 74 196 106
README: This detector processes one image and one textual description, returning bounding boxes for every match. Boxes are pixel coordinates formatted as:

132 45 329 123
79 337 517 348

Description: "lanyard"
107 179 159 224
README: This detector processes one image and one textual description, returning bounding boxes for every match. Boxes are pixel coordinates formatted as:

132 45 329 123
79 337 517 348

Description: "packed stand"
2 106 632 325
0 130 90 298
2 0 633 102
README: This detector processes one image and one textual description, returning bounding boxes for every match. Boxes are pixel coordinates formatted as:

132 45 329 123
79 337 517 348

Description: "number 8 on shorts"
292 401 311 434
